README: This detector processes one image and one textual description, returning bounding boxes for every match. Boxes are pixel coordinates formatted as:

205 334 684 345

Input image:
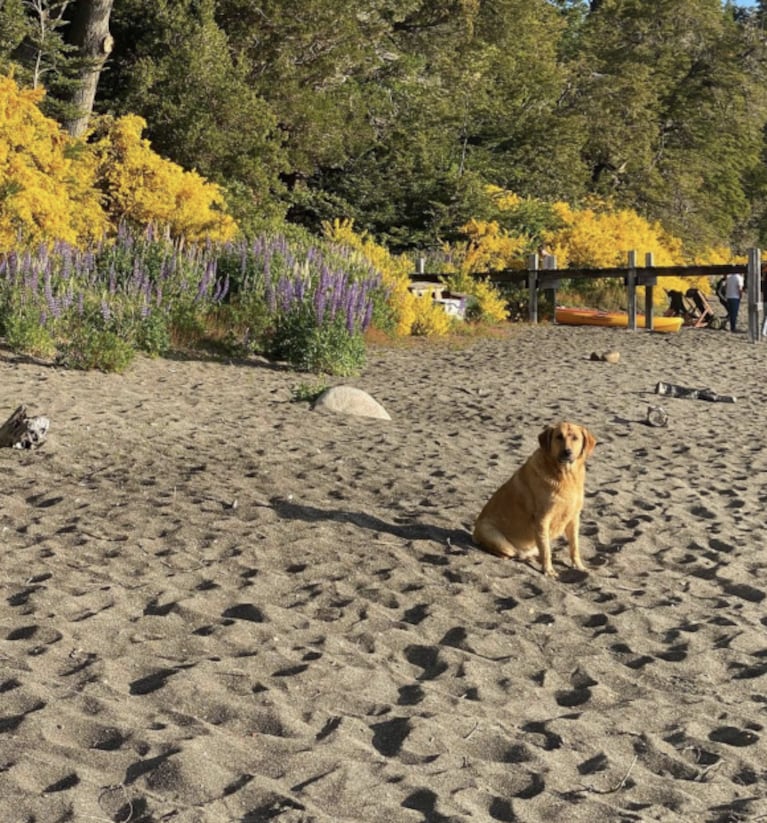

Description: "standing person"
725 271 744 332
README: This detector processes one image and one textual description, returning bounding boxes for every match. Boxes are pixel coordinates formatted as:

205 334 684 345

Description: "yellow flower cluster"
458 218 527 273
470 278 511 322
545 200 684 269
0 76 107 249
91 115 237 244
0 75 237 250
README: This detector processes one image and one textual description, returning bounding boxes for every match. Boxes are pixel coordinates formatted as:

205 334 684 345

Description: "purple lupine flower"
345 282 362 333
130 259 142 290
314 282 327 327
195 259 216 302
215 274 230 303
363 299 374 330
59 243 73 280
43 270 61 319
265 275 276 313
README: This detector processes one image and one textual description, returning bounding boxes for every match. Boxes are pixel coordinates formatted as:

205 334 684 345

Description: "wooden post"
416 257 426 276
528 253 539 324
644 252 655 331
543 254 558 313
747 247 761 342
626 250 637 330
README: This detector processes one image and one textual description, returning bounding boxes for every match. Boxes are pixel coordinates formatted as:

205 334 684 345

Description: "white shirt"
725 273 744 299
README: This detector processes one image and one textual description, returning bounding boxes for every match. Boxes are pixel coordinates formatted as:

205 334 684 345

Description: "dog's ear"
580 426 597 459
538 425 554 452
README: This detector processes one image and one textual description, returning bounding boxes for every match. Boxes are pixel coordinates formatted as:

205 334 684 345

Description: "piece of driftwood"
655 382 736 403
0 405 50 449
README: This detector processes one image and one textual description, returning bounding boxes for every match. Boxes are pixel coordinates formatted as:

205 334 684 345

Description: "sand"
1 323 766 823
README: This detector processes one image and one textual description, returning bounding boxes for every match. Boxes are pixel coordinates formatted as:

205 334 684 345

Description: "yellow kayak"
555 307 683 333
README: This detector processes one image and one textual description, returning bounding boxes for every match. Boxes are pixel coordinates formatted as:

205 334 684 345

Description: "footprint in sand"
555 667 598 708
43 773 80 793
221 603 266 622
128 668 179 696
397 684 424 706
370 716 411 757
521 720 563 751
719 580 765 603
402 603 429 625
404 645 448 680
578 752 609 775
708 725 760 747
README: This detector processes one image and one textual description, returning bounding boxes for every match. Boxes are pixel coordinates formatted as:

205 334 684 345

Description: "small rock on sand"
590 350 620 363
312 386 391 420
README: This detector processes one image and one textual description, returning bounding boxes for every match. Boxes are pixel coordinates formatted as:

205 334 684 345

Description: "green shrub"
290 379 330 403
59 329 135 373
268 307 366 376
136 312 171 357
3 312 56 358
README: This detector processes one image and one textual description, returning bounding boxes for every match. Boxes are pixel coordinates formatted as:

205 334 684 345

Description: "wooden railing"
411 250 763 342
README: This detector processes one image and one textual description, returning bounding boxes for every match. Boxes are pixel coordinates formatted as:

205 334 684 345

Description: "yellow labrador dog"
473 422 596 577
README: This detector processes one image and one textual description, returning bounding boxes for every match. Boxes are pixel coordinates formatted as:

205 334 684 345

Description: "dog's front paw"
543 566 558 578
574 561 588 573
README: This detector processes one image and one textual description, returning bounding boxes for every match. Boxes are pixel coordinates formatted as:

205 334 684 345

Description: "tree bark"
63 0 114 138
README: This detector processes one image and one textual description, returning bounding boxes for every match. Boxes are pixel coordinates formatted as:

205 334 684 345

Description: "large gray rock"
312 386 391 420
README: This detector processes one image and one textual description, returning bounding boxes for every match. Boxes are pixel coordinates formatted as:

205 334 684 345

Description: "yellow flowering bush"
0 76 238 249
91 115 238 244
0 75 108 250
410 293 453 336
457 218 528 272
470 278 510 322
543 200 685 269
485 185 522 212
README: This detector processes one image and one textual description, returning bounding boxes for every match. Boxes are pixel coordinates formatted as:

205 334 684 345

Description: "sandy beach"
1 322 766 823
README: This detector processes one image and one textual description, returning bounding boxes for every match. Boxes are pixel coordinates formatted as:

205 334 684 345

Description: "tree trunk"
63 0 114 138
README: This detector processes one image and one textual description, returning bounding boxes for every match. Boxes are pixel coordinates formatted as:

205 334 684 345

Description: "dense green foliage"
2 0 767 254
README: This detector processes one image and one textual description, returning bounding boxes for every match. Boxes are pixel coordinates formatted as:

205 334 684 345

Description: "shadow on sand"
268 497 474 551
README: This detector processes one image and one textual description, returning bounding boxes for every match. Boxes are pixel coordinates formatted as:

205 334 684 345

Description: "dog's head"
538 421 596 466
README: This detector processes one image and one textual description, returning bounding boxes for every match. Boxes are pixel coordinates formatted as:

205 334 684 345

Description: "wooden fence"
411 250 764 342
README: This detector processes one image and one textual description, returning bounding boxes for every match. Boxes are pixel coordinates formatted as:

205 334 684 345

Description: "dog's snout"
561 447 574 462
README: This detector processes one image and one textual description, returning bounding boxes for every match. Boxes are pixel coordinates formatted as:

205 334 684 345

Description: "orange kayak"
555 307 683 333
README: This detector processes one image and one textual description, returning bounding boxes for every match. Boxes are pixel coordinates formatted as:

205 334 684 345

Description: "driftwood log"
0 405 50 449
